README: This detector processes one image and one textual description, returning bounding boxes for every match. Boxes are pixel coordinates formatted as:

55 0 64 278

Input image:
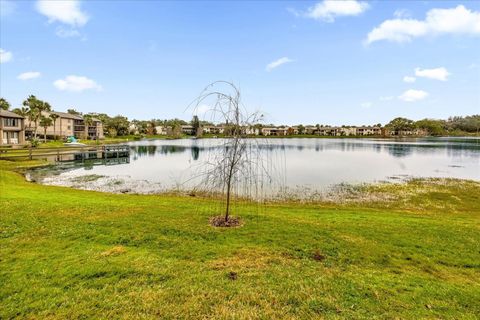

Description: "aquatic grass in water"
70 174 105 183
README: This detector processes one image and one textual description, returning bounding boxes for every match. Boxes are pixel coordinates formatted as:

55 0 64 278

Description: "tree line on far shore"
385 116 480 135
1 97 479 137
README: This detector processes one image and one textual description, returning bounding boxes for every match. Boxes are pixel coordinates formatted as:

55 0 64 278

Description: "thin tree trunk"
34 120 38 139
224 131 240 222
44 128 47 142
225 173 232 222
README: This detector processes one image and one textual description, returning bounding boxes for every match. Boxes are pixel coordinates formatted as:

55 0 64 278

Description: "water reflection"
191 146 200 161
129 138 480 160
387 145 413 158
36 137 480 193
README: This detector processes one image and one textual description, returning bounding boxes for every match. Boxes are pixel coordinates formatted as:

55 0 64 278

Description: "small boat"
64 136 86 146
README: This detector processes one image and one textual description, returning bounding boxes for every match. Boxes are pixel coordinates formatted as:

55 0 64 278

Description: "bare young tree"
189 81 266 226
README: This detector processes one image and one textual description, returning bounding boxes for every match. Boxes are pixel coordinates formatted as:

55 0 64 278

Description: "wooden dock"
0 144 130 162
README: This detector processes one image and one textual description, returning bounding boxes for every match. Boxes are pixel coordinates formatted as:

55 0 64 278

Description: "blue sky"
1 0 479 125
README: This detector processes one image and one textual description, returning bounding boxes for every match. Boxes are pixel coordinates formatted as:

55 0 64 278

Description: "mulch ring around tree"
210 216 242 227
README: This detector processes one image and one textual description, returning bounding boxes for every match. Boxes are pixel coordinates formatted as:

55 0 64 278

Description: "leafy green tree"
106 115 129 137
447 115 480 133
148 119 157 135
39 116 53 142
0 98 10 110
386 117 415 132
191 115 201 137
165 118 188 127
297 124 305 135
67 109 82 115
172 123 182 138
415 119 446 136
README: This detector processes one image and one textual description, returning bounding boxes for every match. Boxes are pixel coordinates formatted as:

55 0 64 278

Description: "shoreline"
5 134 478 150
17 159 480 204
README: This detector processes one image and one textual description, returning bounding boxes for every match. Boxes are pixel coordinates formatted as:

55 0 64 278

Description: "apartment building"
0 110 26 145
25 111 104 140
356 126 382 136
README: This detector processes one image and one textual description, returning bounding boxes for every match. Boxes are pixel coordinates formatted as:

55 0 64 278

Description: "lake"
29 137 480 196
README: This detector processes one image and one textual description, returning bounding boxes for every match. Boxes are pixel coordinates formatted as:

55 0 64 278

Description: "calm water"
32 137 480 194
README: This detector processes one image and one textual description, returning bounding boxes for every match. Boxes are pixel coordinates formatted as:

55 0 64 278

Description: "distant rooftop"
0 109 24 119
50 111 83 120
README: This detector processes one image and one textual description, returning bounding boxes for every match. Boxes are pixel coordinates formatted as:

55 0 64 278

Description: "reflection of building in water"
128 138 480 165
133 145 158 156
53 157 130 173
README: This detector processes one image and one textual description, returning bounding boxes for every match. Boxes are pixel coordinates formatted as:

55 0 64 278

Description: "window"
3 118 18 127
67 125 71 130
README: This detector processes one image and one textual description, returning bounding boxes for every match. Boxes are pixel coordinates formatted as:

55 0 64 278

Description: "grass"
0 160 479 319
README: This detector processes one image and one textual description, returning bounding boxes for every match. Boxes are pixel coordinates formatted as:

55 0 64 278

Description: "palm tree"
12 107 30 118
39 116 53 143
26 108 39 139
0 98 10 110
49 113 60 140
23 95 51 139
83 114 94 139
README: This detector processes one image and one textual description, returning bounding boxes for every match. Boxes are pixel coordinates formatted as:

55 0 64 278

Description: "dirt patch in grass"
210 216 242 227
210 248 295 274
227 271 238 280
99 245 127 257
312 250 326 262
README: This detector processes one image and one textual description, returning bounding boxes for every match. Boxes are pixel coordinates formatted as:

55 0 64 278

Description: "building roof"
49 111 83 120
0 109 24 119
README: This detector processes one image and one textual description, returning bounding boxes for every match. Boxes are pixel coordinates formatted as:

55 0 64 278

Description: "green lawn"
0 160 479 319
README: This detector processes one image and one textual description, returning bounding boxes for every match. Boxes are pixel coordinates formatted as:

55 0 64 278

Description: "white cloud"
17 71 41 80
266 57 293 71
366 5 480 44
36 0 88 27
398 89 428 102
415 67 450 81
394 9 411 19
306 0 369 22
360 102 372 108
55 26 81 38
403 76 416 83
0 48 12 63
53 75 102 92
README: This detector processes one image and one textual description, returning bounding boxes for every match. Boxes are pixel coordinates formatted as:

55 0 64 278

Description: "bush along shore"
0 159 479 318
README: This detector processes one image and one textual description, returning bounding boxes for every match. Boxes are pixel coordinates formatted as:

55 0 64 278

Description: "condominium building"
0 110 26 145
25 111 104 140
